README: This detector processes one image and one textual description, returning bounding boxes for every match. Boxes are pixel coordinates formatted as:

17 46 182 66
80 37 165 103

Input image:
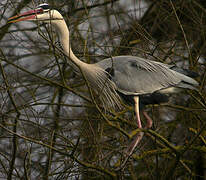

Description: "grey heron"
8 3 198 162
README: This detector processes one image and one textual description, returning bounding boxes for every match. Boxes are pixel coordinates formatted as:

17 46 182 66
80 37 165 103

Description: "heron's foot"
125 132 144 156
114 131 144 170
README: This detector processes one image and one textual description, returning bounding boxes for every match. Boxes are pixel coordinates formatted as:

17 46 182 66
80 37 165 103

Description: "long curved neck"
52 18 86 68
49 13 122 110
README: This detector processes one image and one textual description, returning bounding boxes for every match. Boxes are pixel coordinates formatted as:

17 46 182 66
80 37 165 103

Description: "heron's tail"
170 66 199 78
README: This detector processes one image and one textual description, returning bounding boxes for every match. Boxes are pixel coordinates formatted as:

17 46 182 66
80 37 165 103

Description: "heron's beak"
8 9 43 23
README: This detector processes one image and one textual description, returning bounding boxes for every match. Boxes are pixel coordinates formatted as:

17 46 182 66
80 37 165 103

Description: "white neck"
52 17 86 68
46 11 122 110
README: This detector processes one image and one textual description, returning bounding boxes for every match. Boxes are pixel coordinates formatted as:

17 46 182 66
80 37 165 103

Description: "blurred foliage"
0 0 206 179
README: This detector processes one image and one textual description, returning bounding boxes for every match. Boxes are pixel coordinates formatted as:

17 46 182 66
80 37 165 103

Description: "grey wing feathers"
96 56 198 95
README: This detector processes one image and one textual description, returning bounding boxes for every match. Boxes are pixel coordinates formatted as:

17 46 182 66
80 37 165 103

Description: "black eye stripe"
37 4 50 10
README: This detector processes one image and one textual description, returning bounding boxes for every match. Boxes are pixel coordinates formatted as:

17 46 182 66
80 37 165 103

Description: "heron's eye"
36 8 44 14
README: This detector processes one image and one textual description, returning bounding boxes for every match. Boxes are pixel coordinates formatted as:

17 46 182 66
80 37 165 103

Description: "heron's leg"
117 96 146 168
134 96 142 128
125 96 144 156
118 96 144 169
143 111 153 128
120 100 153 169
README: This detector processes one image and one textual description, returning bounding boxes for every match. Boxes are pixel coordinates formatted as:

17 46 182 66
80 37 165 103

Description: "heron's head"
8 3 62 24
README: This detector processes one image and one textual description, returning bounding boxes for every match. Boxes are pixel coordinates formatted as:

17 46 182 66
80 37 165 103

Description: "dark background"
0 0 205 179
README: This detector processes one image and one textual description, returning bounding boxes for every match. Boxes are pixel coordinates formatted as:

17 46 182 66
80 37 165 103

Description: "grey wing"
96 56 198 95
